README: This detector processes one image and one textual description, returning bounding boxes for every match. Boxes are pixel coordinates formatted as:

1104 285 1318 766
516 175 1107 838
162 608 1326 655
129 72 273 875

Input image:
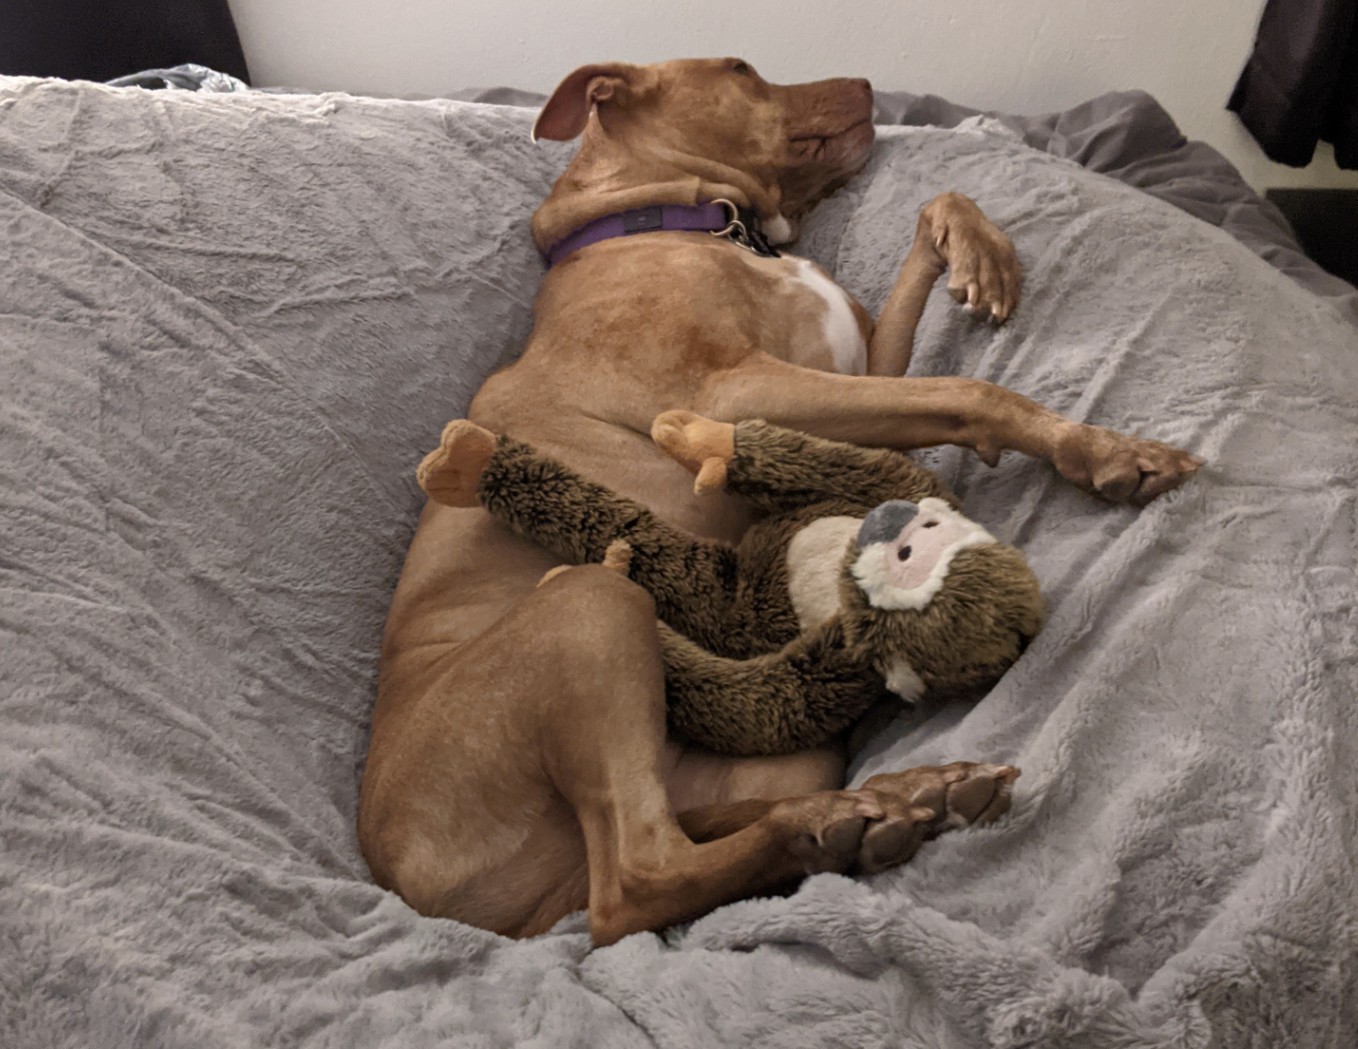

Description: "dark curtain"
0 0 250 84
1229 0 1358 168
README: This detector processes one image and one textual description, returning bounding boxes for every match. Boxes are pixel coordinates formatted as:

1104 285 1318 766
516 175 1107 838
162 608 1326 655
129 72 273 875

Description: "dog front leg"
696 355 1201 505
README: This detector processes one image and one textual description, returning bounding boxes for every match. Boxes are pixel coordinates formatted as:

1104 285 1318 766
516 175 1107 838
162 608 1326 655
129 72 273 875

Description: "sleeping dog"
357 58 1202 945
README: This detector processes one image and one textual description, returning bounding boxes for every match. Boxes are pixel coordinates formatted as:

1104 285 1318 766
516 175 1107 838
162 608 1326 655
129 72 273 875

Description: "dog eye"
731 61 753 76
922 521 938 529
897 545 912 561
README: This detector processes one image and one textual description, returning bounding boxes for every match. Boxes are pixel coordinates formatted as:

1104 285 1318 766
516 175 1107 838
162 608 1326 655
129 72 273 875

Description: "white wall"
227 0 1357 192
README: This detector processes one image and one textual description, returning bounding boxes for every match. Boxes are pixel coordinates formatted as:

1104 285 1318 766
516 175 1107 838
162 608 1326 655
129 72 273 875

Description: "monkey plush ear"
532 63 647 142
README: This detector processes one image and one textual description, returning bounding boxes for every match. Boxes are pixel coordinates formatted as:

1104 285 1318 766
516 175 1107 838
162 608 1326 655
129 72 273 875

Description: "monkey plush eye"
897 545 912 561
731 61 753 76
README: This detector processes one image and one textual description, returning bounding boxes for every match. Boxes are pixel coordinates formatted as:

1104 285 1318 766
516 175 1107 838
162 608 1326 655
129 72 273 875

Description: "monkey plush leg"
657 620 883 757
653 411 954 514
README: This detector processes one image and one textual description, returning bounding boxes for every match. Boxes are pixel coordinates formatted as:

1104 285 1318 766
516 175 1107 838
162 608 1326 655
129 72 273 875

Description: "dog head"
532 58 874 245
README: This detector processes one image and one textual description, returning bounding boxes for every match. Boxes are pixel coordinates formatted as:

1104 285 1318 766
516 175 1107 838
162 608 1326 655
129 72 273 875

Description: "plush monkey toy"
417 411 1043 757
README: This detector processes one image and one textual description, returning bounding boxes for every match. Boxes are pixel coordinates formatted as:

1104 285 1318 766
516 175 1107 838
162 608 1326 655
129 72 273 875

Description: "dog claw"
820 814 868 856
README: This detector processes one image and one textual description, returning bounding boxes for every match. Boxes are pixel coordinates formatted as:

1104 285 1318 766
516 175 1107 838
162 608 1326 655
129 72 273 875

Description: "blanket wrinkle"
6 202 409 530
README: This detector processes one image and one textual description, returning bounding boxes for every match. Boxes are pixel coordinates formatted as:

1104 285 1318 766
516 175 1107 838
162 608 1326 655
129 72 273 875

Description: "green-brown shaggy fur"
475 421 1043 756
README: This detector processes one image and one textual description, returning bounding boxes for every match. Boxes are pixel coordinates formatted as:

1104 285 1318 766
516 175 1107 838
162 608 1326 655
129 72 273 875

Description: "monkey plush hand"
417 412 1043 757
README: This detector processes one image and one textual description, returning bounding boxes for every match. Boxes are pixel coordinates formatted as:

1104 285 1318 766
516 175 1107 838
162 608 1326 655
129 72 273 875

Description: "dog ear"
532 63 642 142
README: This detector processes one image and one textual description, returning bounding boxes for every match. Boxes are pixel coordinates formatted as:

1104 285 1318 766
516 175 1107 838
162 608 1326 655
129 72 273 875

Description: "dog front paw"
1054 422 1204 506
918 192 1020 324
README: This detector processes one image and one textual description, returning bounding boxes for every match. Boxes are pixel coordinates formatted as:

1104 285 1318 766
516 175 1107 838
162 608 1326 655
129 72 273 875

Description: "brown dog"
357 58 1201 946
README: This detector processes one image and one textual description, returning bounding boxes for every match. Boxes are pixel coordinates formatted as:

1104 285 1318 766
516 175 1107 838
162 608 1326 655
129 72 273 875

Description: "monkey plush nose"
857 500 918 547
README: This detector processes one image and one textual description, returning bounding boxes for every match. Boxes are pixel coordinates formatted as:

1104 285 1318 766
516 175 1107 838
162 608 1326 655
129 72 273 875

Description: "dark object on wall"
1266 188 1358 285
0 0 250 84
1229 0 1358 169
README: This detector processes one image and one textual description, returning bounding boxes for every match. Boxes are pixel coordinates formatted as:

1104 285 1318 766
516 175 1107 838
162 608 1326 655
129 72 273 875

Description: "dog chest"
748 254 868 376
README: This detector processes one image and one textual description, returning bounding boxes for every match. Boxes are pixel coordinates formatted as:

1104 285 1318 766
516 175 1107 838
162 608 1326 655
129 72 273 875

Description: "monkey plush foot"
537 539 633 589
651 410 736 495
416 419 497 507
602 539 633 573
852 761 1019 875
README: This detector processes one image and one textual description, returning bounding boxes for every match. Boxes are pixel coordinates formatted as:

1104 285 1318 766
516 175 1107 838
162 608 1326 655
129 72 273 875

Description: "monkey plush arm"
657 618 885 756
724 420 955 513
654 412 953 515
475 436 741 650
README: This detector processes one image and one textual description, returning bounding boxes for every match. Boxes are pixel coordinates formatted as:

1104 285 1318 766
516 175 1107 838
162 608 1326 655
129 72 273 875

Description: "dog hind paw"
853 761 1019 874
773 790 885 875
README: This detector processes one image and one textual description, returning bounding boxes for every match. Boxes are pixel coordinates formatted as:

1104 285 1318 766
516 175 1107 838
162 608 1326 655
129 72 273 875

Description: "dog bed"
2 75 1355 1048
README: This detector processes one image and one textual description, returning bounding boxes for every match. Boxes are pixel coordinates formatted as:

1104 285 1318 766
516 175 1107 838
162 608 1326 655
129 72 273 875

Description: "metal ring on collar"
709 198 747 241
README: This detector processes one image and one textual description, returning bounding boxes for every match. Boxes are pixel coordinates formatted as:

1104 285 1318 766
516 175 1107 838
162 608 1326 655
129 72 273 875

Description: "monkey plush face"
842 498 1044 703
851 498 1000 611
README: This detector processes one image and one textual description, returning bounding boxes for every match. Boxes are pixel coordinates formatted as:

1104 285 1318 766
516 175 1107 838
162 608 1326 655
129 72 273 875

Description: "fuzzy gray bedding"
1 76 1355 1048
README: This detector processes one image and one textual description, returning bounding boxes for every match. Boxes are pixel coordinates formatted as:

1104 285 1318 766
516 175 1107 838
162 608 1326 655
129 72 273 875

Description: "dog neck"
531 116 783 254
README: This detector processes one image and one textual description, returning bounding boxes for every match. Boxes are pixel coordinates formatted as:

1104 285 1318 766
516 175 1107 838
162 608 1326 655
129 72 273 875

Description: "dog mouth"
789 118 875 165
778 114 875 216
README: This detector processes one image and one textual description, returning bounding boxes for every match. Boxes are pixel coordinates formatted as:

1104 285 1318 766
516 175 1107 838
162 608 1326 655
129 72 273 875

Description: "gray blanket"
1 77 1355 1048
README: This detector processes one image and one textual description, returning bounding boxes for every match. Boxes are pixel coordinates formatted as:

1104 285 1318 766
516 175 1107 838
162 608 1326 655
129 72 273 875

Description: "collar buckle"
710 199 781 259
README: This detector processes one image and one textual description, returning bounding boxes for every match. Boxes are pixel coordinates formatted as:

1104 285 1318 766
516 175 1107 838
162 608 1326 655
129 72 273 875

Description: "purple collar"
543 200 779 267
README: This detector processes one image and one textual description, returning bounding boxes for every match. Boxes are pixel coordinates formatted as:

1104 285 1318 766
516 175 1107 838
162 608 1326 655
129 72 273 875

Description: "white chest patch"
763 213 794 245
790 259 867 376
785 516 862 630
